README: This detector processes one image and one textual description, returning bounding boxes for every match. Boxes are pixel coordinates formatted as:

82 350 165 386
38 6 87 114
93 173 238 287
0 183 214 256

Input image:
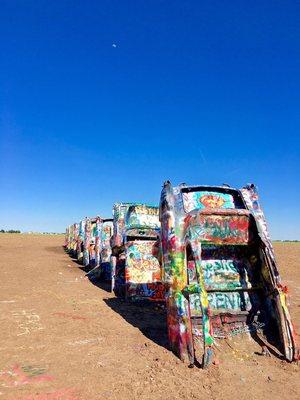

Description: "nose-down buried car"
76 218 86 263
159 182 298 367
64 226 70 250
112 203 165 301
66 223 79 256
88 217 114 279
83 217 99 268
98 218 114 280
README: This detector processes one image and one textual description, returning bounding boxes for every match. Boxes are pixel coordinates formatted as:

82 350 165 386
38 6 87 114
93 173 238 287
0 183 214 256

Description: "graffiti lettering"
134 205 159 216
12 309 44 336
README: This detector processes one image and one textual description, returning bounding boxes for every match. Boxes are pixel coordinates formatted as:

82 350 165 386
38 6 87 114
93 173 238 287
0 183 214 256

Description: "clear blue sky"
0 1 299 238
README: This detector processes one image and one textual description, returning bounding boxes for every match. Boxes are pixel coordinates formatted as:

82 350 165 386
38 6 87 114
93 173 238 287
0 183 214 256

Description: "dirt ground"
0 234 299 400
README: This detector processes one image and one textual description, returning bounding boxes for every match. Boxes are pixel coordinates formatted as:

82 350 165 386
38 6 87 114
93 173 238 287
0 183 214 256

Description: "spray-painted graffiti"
76 218 86 262
126 204 160 230
52 312 87 321
12 309 44 336
0 364 53 387
100 220 113 264
64 223 79 256
83 217 93 267
127 282 165 301
189 291 253 314
159 182 298 367
188 213 250 244
66 216 114 277
112 203 164 301
208 291 252 312
183 191 235 213
126 241 161 283
201 259 252 290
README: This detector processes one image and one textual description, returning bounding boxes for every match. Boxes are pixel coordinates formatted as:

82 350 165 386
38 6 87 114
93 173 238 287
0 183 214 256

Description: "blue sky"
0 1 299 238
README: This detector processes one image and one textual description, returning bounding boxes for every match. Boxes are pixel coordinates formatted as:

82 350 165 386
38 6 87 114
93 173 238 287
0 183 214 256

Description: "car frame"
111 202 165 301
159 181 298 367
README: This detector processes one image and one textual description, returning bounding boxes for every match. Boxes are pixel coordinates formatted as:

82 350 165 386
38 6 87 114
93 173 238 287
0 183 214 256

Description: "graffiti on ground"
67 337 103 346
12 309 44 336
52 312 87 320
0 364 54 387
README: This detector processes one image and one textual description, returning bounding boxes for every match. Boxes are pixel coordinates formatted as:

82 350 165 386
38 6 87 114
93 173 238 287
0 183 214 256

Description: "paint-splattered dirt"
0 234 299 400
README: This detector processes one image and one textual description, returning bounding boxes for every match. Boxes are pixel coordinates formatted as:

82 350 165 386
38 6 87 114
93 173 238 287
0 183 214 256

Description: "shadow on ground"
64 248 91 272
88 277 112 293
45 245 66 254
63 245 169 350
104 297 169 350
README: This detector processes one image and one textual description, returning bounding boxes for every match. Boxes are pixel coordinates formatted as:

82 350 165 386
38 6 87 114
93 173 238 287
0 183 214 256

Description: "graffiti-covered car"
87 217 114 279
65 223 79 257
76 218 86 263
83 217 99 268
64 225 70 250
112 203 165 301
159 181 298 367
98 218 114 280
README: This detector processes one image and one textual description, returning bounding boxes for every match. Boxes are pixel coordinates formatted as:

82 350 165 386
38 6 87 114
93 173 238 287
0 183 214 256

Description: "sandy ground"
0 234 299 400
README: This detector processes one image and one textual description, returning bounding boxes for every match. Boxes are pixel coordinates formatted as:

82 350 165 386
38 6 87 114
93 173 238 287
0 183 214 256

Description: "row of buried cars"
64 181 299 368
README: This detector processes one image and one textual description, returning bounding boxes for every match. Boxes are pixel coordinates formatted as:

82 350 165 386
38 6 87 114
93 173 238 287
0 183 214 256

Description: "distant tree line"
273 240 299 242
0 229 21 233
0 230 63 235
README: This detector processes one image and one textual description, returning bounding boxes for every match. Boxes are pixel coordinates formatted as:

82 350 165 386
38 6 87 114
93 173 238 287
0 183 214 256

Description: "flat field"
0 234 299 400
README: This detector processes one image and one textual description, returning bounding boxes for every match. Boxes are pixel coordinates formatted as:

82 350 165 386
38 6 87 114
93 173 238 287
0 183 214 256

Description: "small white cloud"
112 43 117 48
